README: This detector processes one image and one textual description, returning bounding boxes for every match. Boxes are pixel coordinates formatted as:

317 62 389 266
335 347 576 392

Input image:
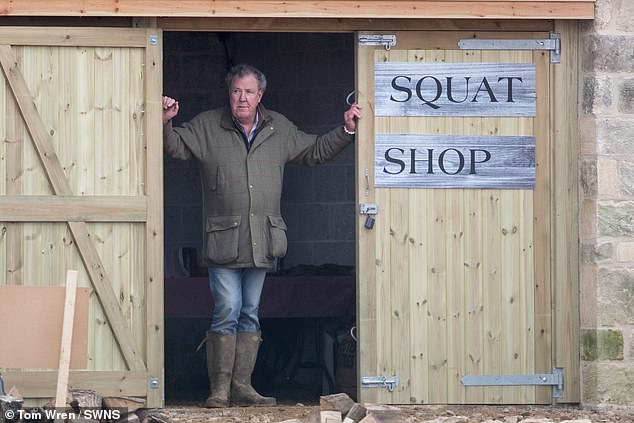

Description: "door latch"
360 203 378 230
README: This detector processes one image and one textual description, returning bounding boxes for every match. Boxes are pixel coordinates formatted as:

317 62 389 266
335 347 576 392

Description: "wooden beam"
0 1 595 20
0 44 146 371
2 371 147 397
552 19 580 404
55 270 79 409
5 46 23 284
158 17 555 32
0 196 148 222
143 28 164 408
0 27 147 47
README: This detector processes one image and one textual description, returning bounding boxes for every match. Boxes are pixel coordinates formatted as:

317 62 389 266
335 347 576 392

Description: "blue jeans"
208 267 267 334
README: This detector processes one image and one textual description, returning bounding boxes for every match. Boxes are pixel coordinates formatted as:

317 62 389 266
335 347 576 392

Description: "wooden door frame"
354 23 579 404
0 27 164 407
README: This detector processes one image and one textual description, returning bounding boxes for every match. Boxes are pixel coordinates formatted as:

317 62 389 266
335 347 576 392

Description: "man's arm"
287 103 362 166
163 95 207 161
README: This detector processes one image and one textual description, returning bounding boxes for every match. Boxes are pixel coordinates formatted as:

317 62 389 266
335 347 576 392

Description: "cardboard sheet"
0 285 89 369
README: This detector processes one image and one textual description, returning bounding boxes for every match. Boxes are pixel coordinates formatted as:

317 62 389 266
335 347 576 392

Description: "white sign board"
375 62 536 117
375 134 535 189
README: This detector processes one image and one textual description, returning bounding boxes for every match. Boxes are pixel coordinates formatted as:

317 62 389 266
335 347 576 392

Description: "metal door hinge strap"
458 32 561 64
361 376 400 392
358 34 397 51
461 368 564 398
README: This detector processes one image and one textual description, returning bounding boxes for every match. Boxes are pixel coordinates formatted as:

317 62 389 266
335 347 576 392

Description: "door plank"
0 44 145 371
143 28 165 408
5 46 24 285
356 34 379 404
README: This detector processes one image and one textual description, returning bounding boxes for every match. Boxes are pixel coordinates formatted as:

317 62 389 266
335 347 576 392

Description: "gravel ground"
161 404 634 423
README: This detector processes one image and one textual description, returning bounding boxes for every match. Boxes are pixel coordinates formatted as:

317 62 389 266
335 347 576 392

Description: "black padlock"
364 215 375 229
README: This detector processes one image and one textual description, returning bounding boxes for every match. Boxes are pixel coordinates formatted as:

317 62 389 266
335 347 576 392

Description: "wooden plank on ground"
55 270 79 408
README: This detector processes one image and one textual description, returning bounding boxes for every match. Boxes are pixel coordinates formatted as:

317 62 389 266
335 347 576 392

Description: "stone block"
582 76 612 115
582 361 634 404
580 242 613 263
579 158 597 199
580 264 598 327
616 241 634 262
581 329 598 361
579 200 597 241
597 159 619 197
578 120 597 156
597 119 634 156
581 35 634 73
597 201 634 237
619 161 634 198
581 329 624 360
580 0 612 31
615 0 634 32
597 267 634 325
618 78 634 113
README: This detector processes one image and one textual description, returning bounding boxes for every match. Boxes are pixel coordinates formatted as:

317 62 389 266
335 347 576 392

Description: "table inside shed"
164 275 356 403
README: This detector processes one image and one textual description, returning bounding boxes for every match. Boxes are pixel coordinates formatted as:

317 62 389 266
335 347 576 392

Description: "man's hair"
225 64 267 92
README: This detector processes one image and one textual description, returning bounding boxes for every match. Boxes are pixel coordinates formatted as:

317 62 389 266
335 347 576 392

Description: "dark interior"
162 32 357 404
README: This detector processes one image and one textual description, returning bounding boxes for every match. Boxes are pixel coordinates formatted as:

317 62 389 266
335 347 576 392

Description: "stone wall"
163 32 355 276
579 0 634 405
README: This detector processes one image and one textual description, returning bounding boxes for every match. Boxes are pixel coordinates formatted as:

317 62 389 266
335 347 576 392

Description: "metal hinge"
361 375 400 392
358 34 397 51
461 368 564 398
458 32 561 64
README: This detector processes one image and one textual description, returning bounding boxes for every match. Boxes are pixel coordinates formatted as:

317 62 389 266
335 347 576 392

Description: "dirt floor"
162 404 634 423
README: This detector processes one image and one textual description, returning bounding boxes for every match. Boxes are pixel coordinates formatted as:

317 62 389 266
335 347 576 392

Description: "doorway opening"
162 31 357 405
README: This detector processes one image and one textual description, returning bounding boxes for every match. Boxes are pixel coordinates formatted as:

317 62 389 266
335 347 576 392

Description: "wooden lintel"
2 370 148 398
158 17 555 32
0 1 595 20
0 196 148 222
0 44 146 372
0 27 148 47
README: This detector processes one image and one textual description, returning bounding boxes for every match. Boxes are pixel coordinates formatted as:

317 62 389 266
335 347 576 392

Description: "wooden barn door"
356 31 553 405
0 27 164 407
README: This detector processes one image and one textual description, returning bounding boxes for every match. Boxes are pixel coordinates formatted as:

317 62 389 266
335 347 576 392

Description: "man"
163 64 362 408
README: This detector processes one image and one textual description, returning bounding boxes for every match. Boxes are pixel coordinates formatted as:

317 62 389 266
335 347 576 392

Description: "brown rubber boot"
204 331 236 408
230 332 276 406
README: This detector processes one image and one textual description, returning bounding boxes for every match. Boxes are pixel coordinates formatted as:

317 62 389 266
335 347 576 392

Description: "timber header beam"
0 1 595 20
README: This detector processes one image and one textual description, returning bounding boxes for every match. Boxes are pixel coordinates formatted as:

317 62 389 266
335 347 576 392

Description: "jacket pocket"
205 215 241 264
267 215 288 259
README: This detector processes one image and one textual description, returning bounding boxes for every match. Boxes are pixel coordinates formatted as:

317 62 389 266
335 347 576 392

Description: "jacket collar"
220 104 273 131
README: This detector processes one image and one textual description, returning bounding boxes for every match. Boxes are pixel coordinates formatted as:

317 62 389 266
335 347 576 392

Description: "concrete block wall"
580 0 634 405
163 32 355 276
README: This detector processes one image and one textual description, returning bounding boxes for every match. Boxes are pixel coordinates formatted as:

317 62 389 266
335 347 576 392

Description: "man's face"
229 74 263 125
